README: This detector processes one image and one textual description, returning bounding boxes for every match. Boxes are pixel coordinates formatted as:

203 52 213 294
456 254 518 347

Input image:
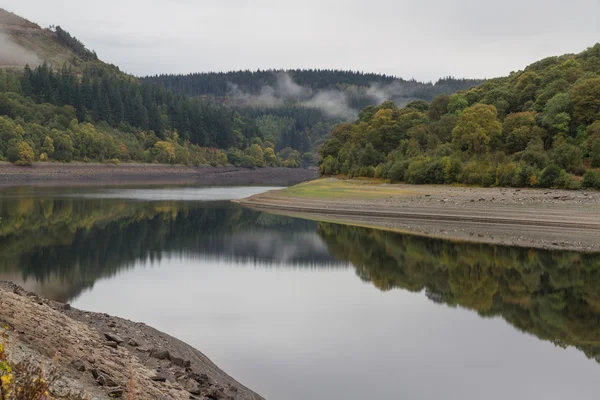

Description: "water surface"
1 186 600 400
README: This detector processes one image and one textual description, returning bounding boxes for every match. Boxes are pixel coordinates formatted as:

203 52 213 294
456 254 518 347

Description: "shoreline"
0 162 318 188
236 179 600 252
0 281 264 399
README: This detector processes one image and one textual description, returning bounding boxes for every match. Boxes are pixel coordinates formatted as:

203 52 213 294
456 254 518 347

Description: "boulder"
150 374 167 382
185 379 202 395
149 349 171 360
104 332 124 344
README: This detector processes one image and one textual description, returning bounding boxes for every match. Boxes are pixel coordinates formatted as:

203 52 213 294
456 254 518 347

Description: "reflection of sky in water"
66 187 283 201
73 256 600 400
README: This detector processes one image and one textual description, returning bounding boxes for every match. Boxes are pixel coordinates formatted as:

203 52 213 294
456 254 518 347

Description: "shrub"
539 165 561 188
1 329 56 399
388 160 410 183
405 159 431 184
582 171 600 189
556 170 580 189
460 161 484 185
319 155 339 175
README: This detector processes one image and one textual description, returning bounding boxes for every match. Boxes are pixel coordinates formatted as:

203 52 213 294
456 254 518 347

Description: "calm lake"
1 186 600 400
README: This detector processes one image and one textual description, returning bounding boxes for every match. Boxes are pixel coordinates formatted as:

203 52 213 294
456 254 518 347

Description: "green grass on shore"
280 178 423 200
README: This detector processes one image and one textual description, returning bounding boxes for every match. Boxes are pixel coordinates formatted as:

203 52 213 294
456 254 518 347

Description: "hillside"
141 71 482 156
318 44 600 189
0 8 97 69
141 70 482 107
0 8 480 168
0 9 314 169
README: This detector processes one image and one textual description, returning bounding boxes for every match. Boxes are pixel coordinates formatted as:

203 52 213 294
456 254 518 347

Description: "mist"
226 72 433 121
0 30 39 67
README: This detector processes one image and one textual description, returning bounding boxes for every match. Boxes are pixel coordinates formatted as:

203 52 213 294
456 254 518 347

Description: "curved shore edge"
0 162 318 188
235 179 600 253
0 281 264 400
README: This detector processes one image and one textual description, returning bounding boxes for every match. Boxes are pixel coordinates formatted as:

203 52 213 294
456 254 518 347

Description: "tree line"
0 65 305 167
319 44 600 189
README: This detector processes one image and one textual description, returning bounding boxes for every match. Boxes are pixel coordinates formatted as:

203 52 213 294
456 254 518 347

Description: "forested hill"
0 9 312 168
318 44 600 189
140 70 483 157
141 70 483 107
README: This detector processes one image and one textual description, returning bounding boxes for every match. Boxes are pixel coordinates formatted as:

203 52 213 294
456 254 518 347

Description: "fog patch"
0 30 40 67
227 72 433 121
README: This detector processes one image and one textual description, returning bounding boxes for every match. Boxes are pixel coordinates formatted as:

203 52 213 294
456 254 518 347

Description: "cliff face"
0 281 264 399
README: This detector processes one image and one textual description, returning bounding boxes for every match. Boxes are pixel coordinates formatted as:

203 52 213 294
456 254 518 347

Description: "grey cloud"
1 0 599 81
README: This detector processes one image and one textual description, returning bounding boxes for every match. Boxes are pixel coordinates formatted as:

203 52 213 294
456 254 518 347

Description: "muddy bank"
237 179 600 252
0 281 264 400
0 162 317 187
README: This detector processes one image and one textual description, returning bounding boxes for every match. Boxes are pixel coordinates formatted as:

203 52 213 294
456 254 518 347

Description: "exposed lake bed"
1 184 600 399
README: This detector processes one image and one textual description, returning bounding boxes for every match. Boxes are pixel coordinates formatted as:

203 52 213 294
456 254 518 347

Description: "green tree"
452 104 502 155
41 136 55 158
503 112 546 153
570 78 600 127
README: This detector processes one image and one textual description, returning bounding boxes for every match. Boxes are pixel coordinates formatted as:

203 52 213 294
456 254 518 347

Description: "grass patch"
279 178 422 200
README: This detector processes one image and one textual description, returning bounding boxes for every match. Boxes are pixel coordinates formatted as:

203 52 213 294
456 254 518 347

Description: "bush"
538 165 561 188
556 170 580 189
460 161 485 185
405 159 431 184
8 141 35 166
388 160 410 183
319 155 339 175
582 171 600 189
497 163 517 187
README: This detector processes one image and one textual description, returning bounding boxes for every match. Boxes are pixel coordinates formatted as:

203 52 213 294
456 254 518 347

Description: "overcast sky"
3 0 600 81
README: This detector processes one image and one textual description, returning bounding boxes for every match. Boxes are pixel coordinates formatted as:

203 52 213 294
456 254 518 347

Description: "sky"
2 0 600 81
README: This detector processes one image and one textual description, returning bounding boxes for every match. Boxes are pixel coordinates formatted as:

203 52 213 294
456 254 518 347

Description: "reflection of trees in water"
0 196 334 301
317 222 600 364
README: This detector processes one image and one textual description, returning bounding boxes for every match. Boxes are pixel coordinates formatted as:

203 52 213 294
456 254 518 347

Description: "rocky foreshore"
0 281 263 400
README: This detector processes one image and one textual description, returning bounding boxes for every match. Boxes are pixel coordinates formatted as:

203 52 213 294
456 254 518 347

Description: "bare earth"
0 281 264 400
0 162 318 187
237 179 600 252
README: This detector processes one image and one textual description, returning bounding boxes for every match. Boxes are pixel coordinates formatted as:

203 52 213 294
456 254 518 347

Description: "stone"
91 369 101 380
69 359 86 372
149 349 171 360
107 387 124 398
127 338 139 347
63 303 71 310
97 374 118 387
104 332 124 344
185 379 202 395
171 355 188 367
150 374 167 382
104 341 118 349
